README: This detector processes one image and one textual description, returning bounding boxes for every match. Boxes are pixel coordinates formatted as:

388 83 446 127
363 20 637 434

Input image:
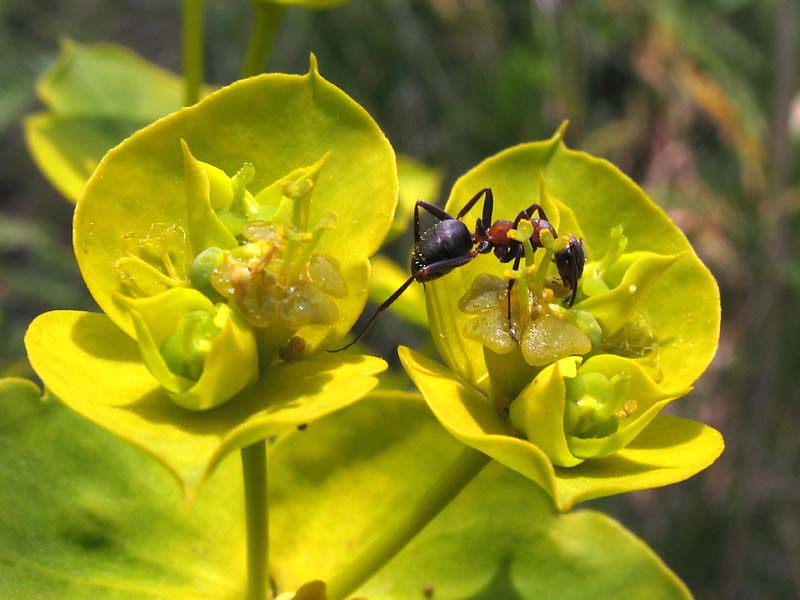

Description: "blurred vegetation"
1 0 798 598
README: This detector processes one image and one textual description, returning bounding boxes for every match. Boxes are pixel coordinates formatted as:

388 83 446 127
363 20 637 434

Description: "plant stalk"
182 0 205 105
326 447 490 600
242 440 269 600
241 1 287 78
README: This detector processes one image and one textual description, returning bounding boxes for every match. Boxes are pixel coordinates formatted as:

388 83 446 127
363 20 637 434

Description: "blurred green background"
1 1 798 598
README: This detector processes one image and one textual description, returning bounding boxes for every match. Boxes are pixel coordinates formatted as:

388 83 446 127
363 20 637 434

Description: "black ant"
330 187 586 352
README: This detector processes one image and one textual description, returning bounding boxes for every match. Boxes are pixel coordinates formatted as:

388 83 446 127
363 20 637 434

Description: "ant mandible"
330 187 586 352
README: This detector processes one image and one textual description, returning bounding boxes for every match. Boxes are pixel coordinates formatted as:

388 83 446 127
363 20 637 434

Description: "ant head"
555 235 587 306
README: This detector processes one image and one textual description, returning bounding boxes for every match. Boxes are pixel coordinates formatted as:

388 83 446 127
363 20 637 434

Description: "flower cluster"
25 61 397 495
453 188 686 465
401 129 721 507
108 144 349 410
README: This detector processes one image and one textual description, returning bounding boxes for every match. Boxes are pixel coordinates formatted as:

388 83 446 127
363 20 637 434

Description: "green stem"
242 441 269 600
326 447 490 600
182 0 205 105
241 1 287 78
530 247 554 296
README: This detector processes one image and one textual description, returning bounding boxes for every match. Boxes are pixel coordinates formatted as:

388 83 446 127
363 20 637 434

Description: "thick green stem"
242 441 269 600
241 1 287 78
182 0 205 105
326 447 490 600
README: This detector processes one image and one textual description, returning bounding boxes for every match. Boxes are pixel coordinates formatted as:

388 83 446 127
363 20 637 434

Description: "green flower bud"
563 309 603 349
190 246 225 300
160 310 220 381
118 288 259 410
564 371 631 438
506 353 689 466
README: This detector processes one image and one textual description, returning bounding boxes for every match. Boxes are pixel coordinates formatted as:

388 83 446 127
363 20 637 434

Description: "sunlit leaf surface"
0 380 691 599
400 346 724 510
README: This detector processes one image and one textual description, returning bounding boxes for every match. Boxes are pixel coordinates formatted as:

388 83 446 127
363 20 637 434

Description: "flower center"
459 217 596 367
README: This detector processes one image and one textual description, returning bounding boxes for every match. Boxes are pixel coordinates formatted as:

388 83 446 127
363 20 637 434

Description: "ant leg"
328 275 417 352
415 200 455 242
456 187 493 221
329 251 478 352
515 203 549 226
528 203 549 221
482 188 494 228
414 251 477 280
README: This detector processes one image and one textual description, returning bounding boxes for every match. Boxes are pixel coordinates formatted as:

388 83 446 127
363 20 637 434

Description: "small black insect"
330 187 586 352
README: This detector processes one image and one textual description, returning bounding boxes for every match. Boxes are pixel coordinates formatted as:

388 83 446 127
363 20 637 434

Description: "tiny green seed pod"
190 246 226 300
160 310 221 381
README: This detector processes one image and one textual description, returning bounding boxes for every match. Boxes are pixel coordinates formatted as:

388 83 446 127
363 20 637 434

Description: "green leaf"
38 39 187 118
576 252 683 337
24 311 386 499
181 141 240 252
0 380 690 599
509 357 584 467
269 390 692 599
24 40 205 201
0 378 246 600
74 55 398 352
400 345 723 511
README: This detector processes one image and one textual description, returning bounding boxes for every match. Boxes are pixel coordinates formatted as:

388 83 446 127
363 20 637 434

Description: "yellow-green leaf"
400 345 723 511
24 310 386 499
24 40 208 201
0 378 246 599
390 154 444 242
269 389 693 598
0 380 691 599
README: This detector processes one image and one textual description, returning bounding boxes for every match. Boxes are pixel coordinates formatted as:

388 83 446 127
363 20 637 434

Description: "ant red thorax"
329 186 586 352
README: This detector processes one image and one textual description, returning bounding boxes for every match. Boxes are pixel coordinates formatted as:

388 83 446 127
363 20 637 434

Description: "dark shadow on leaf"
556 453 656 480
467 557 525 600
71 312 141 363
120 359 339 437
624 414 706 449
269 396 439 490
555 415 707 480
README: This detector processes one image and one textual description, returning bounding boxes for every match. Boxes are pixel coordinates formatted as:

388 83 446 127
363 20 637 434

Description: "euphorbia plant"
8 4 727 599
25 55 398 599
401 123 723 511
